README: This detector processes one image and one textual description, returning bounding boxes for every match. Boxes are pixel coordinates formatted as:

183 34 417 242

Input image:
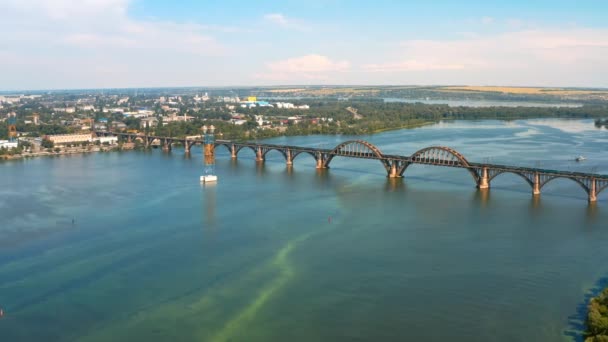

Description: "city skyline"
1 0 608 90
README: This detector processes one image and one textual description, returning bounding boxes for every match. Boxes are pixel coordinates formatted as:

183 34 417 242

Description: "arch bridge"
96 131 608 203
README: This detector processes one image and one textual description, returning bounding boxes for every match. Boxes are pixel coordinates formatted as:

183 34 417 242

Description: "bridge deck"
101 132 608 181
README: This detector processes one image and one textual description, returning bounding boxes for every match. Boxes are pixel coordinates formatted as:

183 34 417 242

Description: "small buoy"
0 308 4 318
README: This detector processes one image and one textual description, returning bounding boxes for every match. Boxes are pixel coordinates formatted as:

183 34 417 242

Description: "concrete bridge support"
315 152 328 169
162 139 172 152
256 146 264 162
184 140 196 155
532 173 541 196
231 144 237 159
388 162 398 178
589 178 597 203
385 160 408 178
478 167 489 189
286 149 293 167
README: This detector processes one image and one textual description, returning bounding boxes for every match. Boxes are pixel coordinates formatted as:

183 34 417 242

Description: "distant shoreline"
0 146 125 162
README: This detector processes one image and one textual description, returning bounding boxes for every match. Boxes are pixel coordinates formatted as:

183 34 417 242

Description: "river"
382 97 583 107
259 96 584 107
0 119 607 341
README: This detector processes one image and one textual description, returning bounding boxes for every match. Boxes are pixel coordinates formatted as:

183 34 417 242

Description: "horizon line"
2 84 608 94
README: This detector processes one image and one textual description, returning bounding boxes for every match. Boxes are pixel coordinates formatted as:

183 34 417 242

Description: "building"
112 122 127 130
138 109 155 117
230 119 247 125
0 140 18 149
140 117 159 128
276 102 295 109
45 133 92 145
96 136 118 145
78 105 95 111
163 113 194 123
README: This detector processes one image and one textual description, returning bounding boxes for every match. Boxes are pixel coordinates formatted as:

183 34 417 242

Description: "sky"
1 0 607 90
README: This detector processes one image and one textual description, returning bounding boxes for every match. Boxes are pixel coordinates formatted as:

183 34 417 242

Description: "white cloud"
255 54 350 82
1 0 129 19
363 60 465 72
0 0 234 89
0 1 607 88
268 54 350 73
359 28 608 86
263 12 309 31
264 13 289 26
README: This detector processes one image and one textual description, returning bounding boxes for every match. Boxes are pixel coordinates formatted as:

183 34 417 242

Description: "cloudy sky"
1 0 607 90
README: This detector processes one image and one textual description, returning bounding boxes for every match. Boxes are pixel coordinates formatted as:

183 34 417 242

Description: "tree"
41 138 54 148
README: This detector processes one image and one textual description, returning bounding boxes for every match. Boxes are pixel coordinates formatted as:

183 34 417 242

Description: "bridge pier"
388 163 398 178
231 144 237 159
385 160 407 178
532 172 541 196
478 167 489 189
162 139 172 152
286 149 293 167
256 146 264 162
315 152 329 169
589 178 597 203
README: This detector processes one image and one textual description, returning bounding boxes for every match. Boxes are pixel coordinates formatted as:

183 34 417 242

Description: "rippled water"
0 119 607 341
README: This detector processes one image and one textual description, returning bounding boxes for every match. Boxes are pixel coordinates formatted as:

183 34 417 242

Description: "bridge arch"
540 176 591 196
214 143 233 153
262 148 288 160
488 171 534 188
291 150 318 162
324 140 388 171
235 145 258 156
410 146 471 167
405 146 479 184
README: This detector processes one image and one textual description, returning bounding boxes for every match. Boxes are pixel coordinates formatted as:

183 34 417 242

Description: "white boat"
575 155 586 162
200 175 218 183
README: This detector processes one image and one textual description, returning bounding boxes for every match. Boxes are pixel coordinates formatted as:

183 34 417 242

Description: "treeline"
149 102 608 140
249 101 608 121
0 122 74 140
246 101 608 134
586 287 608 341
596 119 608 128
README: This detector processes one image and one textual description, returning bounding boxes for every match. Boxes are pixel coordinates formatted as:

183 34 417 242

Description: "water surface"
0 119 607 341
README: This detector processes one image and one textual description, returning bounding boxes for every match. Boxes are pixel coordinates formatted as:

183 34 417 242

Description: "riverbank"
586 286 608 341
0 144 134 162
370 121 435 134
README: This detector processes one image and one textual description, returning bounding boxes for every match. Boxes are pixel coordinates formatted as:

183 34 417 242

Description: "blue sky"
0 0 607 90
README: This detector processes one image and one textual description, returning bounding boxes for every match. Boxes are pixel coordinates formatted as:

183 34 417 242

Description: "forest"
586 287 608 341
